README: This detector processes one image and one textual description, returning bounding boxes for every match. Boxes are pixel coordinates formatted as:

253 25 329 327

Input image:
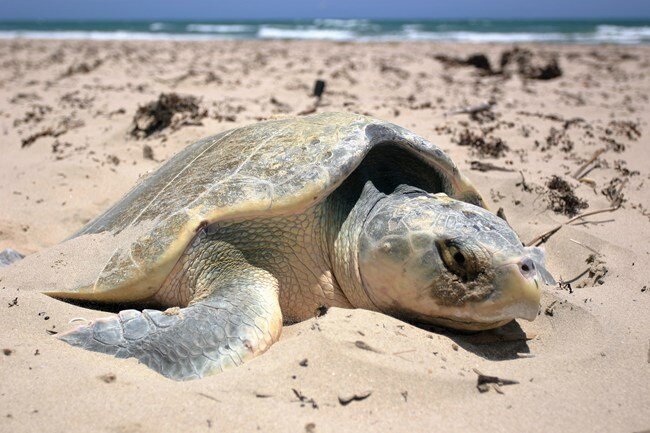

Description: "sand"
0 39 649 433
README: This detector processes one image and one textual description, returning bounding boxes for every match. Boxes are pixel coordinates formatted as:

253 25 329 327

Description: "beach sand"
0 39 649 433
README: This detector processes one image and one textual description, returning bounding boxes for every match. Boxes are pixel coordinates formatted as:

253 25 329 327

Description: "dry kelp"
131 93 207 138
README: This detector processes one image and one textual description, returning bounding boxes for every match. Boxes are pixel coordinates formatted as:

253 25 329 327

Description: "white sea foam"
314 19 366 27
313 18 375 30
585 24 650 44
0 31 227 41
186 24 255 33
0 24 648 44
149 22 166 31
364 25 650 43
257 26 355 40
402 24 423 32
399 30 569 43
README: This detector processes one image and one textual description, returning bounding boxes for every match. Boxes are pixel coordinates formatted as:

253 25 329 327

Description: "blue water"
0 19 649 44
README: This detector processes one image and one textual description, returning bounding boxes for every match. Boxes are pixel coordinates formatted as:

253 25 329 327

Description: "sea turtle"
8 112 554 380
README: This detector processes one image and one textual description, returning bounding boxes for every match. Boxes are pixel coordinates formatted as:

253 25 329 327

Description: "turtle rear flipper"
59 244 282 380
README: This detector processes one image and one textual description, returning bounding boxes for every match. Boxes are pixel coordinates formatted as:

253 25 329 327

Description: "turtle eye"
437 240 474 281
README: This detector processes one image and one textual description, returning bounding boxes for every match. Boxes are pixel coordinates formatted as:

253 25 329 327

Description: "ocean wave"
402 24 423 32
0 22 648 44
314 18 367 26
385 30 569 43
186 24 255 33
149 22 167 31
313 18 374 30
367 25 650 43
0 30 228 41
587 24 650 43
257 26 355 40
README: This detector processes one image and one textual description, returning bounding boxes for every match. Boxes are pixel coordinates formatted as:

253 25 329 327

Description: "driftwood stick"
470 161 515 172
445 101 494 116
573 148 606 179
560 268 590 285
526 205 620 246
569 238 601 255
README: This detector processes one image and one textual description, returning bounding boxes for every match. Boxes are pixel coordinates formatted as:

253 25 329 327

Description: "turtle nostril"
519 258 536 278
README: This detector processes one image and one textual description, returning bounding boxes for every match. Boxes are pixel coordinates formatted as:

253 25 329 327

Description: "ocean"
0 19 649 44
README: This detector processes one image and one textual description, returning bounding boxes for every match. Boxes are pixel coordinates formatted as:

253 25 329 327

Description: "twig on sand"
526 205 621 246
573 148 607 179
578 177 597 187
470 161 515 172
516 171 533 192
473 368 519 394
545 300 558 316
197 392 221 403
392 349 416 356
445 101 494 116
292 388 319 409
569 238 600 255
571 218 615 226
559 268 591 286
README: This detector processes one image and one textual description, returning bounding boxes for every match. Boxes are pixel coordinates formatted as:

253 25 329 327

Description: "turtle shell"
45 112 486 302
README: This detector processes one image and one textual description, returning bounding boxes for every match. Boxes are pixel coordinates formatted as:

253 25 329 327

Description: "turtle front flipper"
59 242 283 380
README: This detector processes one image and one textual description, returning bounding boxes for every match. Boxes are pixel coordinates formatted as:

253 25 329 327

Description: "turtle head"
357 186 552 331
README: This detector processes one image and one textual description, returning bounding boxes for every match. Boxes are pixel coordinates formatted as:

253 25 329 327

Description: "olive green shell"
51 112 486 302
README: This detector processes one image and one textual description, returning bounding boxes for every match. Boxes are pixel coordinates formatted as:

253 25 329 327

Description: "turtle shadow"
59 298 161 314
410 319 531 361
59 299 530 361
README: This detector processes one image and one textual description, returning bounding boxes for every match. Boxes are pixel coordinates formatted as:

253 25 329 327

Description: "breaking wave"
0 21 648 44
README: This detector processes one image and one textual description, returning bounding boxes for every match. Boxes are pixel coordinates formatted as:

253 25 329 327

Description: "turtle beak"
490 258 541 321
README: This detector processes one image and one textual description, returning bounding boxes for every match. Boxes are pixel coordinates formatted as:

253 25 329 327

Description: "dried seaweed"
455 128 509 158
546 176 589 216
433 53 493 74
131 93 207 138
606 120 641 141
500 47 562 80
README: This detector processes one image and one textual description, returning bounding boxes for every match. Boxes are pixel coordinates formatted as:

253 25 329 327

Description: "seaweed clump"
434 53 493 74
455 129 509 158
500 47 562 80
606 120 641 141
131 93 206 138
546 175 588 216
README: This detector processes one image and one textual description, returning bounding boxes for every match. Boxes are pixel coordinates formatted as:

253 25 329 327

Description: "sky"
1 0 649 20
